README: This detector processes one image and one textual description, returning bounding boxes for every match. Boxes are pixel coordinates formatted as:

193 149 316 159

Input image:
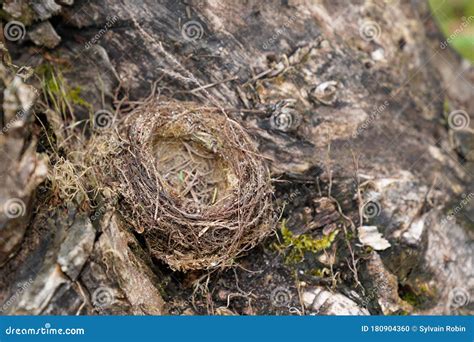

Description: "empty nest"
95 101 275 271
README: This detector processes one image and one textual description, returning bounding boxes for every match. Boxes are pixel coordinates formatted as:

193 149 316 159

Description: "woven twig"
91 101 275 271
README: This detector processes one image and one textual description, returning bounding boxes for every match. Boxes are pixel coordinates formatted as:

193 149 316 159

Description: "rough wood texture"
0 0 472 315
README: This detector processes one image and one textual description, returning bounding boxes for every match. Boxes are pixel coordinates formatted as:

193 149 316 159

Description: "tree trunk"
0 0 472 315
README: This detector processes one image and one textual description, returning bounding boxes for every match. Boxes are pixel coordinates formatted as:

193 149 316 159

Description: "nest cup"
104 101 274 271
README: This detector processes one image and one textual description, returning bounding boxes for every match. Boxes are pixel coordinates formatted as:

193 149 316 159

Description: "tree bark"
0 0 472 315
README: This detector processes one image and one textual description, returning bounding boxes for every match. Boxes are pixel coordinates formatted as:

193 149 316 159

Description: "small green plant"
37 64 93 119
275 219 339 263
178 170 185 182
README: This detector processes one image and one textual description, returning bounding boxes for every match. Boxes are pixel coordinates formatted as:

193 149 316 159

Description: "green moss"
0 9 11 21
0 6 35 25
396 310 411 316
401 291 421 307
36 63 93 118
443 99 450 115
309 268 330 277
68 86 92 109
400 282 436 308
419 283 434 295
276 219 339 263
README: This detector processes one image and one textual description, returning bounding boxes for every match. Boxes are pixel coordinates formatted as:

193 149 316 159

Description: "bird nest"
92 101 275 271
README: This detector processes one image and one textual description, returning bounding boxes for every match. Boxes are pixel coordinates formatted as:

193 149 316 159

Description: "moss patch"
275 219 339 263
36 64 93 119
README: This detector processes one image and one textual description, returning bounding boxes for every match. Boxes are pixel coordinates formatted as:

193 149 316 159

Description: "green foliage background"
430 0 474 62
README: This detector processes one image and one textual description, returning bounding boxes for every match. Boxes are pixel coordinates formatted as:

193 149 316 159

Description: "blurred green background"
429 0 474 62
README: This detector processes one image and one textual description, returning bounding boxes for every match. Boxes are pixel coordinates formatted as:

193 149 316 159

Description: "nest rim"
94 100 276 271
